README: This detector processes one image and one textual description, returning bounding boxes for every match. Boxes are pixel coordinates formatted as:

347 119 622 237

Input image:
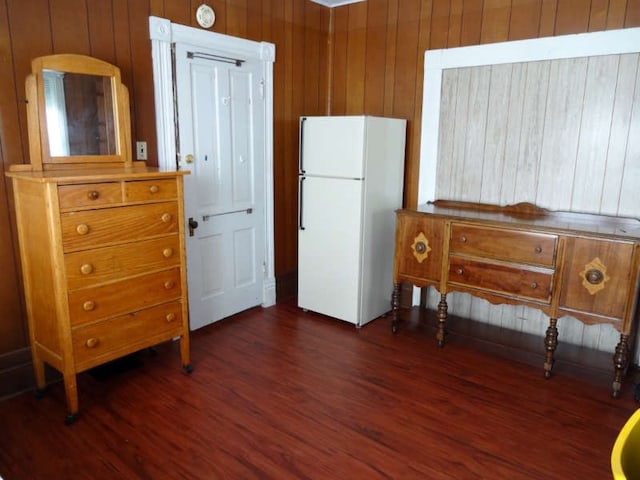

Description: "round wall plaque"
196 4 215 29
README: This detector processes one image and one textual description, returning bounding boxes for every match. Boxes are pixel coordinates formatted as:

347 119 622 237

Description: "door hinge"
259 79 265 99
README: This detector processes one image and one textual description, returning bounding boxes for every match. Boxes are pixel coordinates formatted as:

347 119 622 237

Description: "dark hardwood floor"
1 301 638 479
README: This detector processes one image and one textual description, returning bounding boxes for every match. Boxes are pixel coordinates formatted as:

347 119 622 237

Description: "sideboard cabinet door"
559 237 636 322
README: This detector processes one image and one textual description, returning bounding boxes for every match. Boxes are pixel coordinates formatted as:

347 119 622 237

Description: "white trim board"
418 27 640 204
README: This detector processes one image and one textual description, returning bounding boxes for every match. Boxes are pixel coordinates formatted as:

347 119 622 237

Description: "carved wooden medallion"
411 232 431 263
580 257 610 295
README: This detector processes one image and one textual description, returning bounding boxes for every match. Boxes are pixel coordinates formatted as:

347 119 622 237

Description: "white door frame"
149 15 276 308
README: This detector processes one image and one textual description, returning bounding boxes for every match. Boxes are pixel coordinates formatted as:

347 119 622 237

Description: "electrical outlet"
136 141 147 160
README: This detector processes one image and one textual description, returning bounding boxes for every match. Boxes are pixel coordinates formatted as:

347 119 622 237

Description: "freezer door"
300 116 365 178
298 176 363 324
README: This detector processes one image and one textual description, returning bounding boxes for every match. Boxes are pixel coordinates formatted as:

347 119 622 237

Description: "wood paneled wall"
1 0 639 395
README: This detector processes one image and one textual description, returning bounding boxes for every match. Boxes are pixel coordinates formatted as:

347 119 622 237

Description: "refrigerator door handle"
298 176 306 230
299 117 306 174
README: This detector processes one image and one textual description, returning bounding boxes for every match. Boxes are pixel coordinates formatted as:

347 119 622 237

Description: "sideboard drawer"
448 257 553 302
64 235 181 290
124 179 178 202
449 224 558 267
60 202 179 251
67 267 182 326
72 301 183 371
58 182 123 209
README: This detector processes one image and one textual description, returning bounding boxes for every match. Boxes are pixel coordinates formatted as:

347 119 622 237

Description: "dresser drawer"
58 182 122 209
60 202 179 251
124 179 178 202
72 301 184 371
448 257 553 302
67 267 182 326
449 224 557 267
64 235 181 290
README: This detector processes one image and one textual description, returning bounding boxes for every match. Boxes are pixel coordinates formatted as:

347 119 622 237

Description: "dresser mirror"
25 54 132 170
42 70 116 157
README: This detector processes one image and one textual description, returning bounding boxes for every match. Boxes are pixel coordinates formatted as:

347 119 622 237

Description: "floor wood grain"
0 302 637 479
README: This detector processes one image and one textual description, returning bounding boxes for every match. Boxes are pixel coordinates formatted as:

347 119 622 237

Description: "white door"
175 42 265 330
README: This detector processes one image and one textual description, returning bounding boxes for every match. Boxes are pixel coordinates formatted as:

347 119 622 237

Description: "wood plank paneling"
2 0 640 397
50 0 90 54
87 1 116 63
481 0 511 43
344 3 367 114
555 0 591 34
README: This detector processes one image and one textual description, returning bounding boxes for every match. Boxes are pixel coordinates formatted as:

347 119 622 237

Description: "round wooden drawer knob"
531 282 538 289
164 280 176 289
87 190 100 200
82 300 96 311
161 213 172 223
534 246 543 253
586 269 604 285
149 185 159 194
76 224 90 235
166 313 176 323
162 248 174 258
85 337 99 348
80 263 94 275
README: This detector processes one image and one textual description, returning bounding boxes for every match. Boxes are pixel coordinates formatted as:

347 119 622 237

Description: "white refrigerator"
297 115 407 326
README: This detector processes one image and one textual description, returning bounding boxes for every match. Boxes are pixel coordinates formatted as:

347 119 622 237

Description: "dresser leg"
63 373 79 425
436 294 448 347
32 356 46 397
612 334 630 399
180 335 193 374
543 318 558 379
391 282 401 334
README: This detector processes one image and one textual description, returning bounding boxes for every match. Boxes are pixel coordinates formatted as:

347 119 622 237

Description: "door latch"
188 217 199 237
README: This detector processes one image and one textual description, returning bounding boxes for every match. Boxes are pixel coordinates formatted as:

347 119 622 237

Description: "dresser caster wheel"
34 388 46 399
183 364 194 374
392 323 398 334
64 413 77 426
544 370 552 379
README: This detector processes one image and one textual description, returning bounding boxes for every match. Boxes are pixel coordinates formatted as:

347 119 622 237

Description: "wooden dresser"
391 200 640 397
6 54 191 423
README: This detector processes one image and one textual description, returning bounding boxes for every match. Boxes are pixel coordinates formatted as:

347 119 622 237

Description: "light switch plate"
136 141 147 160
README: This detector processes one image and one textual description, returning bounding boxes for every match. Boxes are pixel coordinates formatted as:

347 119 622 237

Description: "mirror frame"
26 54 132 171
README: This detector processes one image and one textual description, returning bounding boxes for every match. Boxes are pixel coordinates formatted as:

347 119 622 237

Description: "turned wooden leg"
612 334 630 399
32 355 46 398
436 293 448 347
180 333 193 374
391 282 401 334
63 373 79 425
544 318 558 379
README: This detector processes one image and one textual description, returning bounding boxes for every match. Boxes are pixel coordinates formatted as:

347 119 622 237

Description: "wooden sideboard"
391 200 640 397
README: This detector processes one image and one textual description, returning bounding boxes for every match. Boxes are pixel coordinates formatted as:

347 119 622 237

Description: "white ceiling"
309 0 366 7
